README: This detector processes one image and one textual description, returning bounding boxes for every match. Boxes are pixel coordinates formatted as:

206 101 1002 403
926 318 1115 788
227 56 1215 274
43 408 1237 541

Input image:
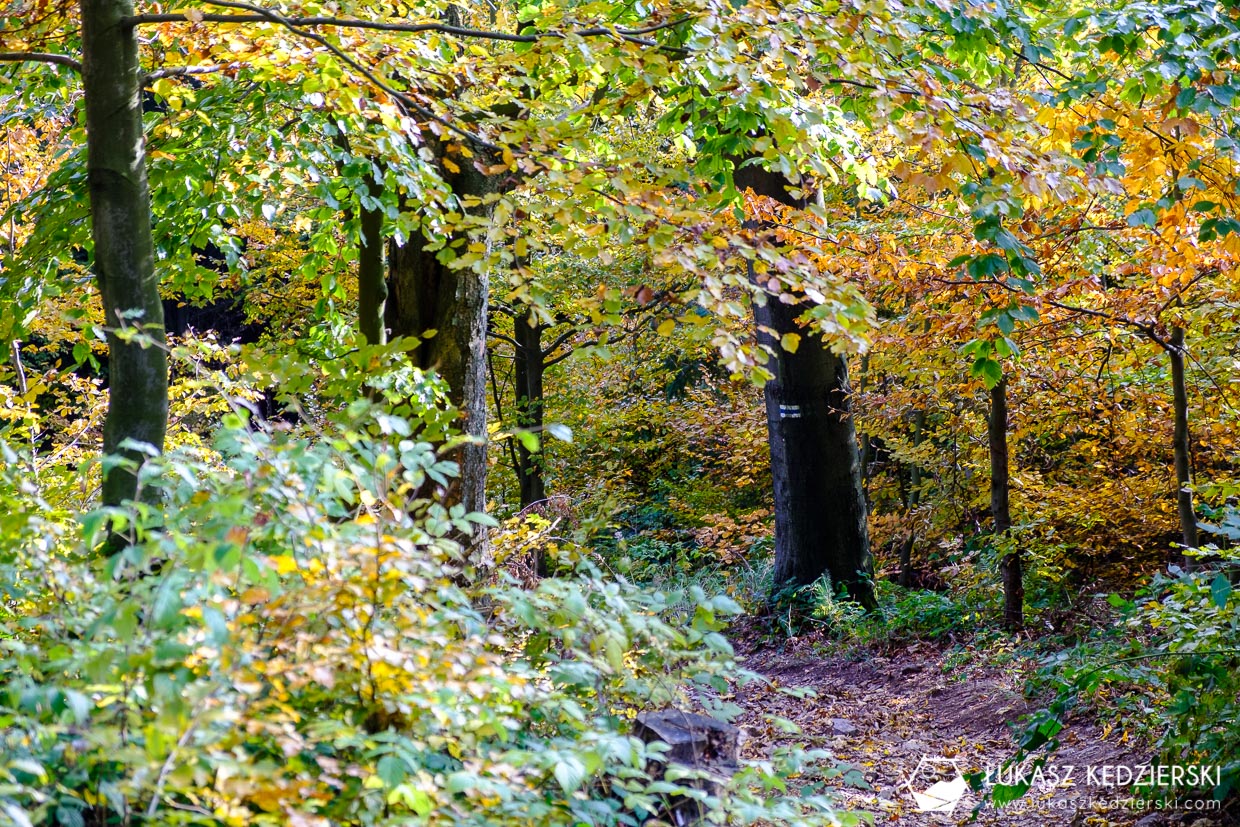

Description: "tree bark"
386 143 495 546
357 172 387 346
750 265 875 606
81 0 167 508
1168 327 1198 549
512 305 547 508
989 378 1022 630
898 409 925 588
734 165 873 607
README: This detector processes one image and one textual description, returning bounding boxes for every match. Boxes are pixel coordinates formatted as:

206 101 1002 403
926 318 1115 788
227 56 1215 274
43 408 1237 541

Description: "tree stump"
633 709 739 826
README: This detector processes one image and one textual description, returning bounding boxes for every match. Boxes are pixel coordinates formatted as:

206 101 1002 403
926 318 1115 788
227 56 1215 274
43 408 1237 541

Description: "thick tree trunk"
357 173 387 346
989 378 1022 630
512 306 547 508
749 271 875 605
81 0 167 508
386 145 494 546
734 168 872 607
1168 327 1198 549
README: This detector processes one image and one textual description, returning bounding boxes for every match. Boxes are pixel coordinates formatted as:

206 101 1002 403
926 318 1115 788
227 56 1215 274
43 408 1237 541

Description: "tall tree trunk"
733 168 873 607
512 306 547 508
1168 327 1198 549
990 378 1022 630
898 409 926 588
386 145 495 548
81 0 167 508
748 257 874 606
357 172 387 346
858 352 872 504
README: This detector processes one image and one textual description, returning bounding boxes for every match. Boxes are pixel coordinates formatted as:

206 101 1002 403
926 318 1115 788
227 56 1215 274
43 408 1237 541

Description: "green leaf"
554 755 587 792
377 755 407 787
1210 573 1232 609
446 771 475 794
515 430 540 452
971 357 1004 389
992 779 1032 806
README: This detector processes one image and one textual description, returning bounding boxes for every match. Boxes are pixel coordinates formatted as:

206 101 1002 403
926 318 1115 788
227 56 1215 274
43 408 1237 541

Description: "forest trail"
730 635 1227 827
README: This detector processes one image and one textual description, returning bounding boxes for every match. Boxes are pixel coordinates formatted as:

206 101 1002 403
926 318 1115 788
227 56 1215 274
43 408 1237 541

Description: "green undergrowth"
1013 544 1240 806
0 354 864 827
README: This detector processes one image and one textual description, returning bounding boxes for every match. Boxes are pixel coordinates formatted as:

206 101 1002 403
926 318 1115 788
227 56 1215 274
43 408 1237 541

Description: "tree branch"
144 63 239 82
544 339 597 367
125 5 685 48
487 330 519 349
0 51 82 73
541 328 579 359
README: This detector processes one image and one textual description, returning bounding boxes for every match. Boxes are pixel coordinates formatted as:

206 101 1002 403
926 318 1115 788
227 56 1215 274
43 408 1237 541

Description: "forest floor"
728 624 1235 827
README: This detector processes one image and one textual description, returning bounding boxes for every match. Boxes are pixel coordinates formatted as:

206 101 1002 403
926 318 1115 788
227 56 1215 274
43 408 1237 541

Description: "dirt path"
731 636 1229 827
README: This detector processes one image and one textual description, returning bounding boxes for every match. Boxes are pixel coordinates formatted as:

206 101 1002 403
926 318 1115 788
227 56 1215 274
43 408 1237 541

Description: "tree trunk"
386 144 495 546
899 409 925 588
1168 327 1198 549
512 306 547 508
989 378 1022 630
858 352 872 504
81 0 167 508
748 256 874 606
357 172 387 346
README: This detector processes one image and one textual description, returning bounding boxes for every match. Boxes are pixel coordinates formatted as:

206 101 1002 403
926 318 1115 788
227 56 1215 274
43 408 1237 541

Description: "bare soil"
729 629 1236 827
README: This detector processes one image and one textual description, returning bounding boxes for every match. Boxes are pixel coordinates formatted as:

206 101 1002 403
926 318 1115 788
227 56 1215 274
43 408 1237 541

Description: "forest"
1 0 1239 824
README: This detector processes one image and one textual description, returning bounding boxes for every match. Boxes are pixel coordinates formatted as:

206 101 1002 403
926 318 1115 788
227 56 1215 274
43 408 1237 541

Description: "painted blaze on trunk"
750 263 876 608
761 312 876 606
735 167 875 607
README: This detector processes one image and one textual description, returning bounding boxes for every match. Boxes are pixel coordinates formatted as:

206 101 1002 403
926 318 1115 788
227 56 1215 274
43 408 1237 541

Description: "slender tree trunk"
81 0 167 508
858 353 871 502
898 409 925 588
989 378 1022 630
1168 327 1198 549
747 246 874 607
357 172 387 346
512 306 547 508
386 144 495 550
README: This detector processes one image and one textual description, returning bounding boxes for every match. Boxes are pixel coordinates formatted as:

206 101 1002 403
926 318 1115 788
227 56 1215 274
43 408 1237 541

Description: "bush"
0 388 860 826
1020 542 1240 804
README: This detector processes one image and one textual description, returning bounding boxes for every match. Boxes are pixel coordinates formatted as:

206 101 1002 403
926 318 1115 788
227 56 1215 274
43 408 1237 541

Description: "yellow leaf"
656 319 676 336
268 555 298 574
442 157 460 174
240 587 270 605
781 332 801 353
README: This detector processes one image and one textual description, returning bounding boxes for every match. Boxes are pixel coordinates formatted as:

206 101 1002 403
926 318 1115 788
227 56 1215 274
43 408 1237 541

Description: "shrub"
1017 541 1240 805
0 390 861 826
